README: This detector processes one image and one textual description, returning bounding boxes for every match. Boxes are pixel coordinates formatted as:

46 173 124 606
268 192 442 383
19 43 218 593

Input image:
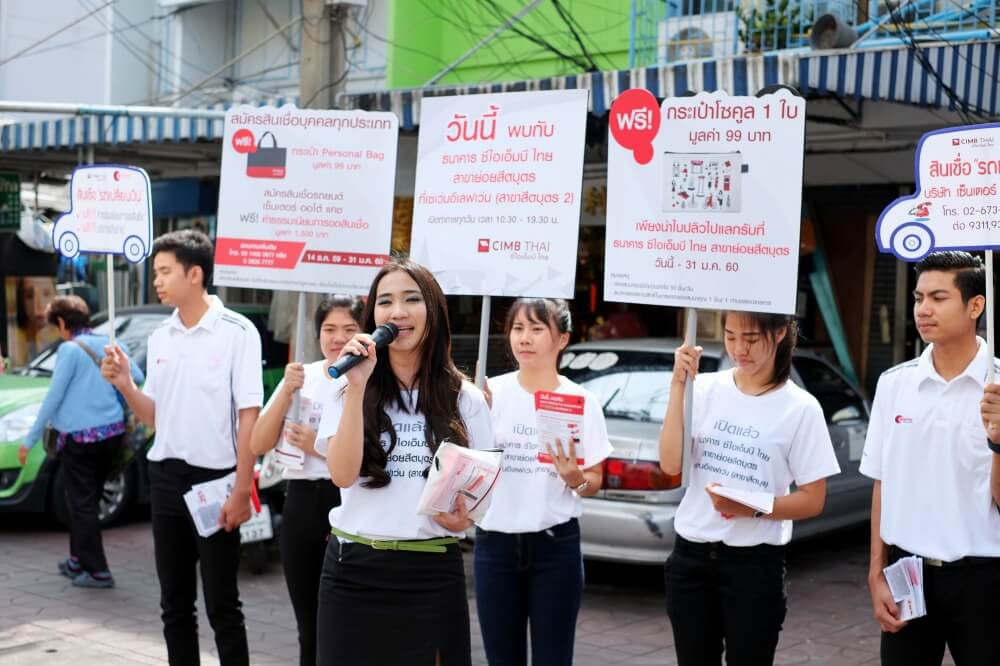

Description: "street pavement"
0 515 953 665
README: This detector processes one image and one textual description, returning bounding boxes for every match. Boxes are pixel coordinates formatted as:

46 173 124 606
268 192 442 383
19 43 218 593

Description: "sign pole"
988 252 995 384
292 291 307 418
475 296 491 389
681 308 698 487
83 147 117 348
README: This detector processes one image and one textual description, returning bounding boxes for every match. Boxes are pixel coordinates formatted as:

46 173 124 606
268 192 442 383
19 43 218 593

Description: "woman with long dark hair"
314 258 492 666
659 311 840 665
474 298 612 666
250 294 363 666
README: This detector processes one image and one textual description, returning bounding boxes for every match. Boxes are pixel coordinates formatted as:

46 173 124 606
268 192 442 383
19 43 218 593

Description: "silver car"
561 338 873 564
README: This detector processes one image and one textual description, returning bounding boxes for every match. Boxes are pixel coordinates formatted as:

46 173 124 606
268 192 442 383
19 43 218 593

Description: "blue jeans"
473 519 584 666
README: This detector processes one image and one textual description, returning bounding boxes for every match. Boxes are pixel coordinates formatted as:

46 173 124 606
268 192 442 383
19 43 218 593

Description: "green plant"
738 0 815 52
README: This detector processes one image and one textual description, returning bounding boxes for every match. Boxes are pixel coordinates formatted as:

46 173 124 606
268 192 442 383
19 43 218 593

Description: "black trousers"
280 478 340 666
148 459 248 666
62 433 122 574
664 535 787 666
881 547 1000 665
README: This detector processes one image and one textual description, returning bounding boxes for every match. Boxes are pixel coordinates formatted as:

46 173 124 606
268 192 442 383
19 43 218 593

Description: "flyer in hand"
535 390 585 465
416 443 503 523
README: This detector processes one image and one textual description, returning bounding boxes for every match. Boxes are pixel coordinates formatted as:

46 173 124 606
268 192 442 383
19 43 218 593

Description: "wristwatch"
572 479 590 494
752 510 765 518
989 438 1000 454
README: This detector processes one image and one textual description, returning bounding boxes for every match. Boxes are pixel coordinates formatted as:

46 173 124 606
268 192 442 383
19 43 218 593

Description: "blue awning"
0 96 298 154
343 40 1000 129
798 40 1000 116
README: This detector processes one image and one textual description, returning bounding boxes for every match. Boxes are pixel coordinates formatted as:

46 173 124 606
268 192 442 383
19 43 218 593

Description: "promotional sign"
53 165 153 263
410 89 588 297
0 172 20 230
605 88 806 315
876 123 1000 260
214 106 399 294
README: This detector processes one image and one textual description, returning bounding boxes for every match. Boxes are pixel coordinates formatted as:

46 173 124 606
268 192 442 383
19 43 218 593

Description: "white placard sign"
214 105 399 294
410 89 588 297
877 123 1000 260
605 88 806 314
53 165 153 263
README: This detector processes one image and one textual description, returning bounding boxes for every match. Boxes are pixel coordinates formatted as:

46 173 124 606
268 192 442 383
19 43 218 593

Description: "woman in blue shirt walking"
17 295 143 588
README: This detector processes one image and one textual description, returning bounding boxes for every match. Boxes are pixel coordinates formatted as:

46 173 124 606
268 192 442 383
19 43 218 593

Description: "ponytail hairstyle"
503 298 573 367
357 257 469 488
721 311 798 387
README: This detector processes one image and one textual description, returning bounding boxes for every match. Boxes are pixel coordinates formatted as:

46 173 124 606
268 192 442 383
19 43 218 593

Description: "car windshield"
16 312 168 377
560 349 720 423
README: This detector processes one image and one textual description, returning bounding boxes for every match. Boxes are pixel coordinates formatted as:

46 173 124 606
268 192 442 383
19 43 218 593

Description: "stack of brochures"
883 556 927 621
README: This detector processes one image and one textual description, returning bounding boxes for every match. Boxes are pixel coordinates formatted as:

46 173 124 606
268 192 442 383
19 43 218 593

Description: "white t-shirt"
262 361 342 480
477 372 614 533
144 296 264 470
316 381 493 540
860 339 1000 561
674 369 840 547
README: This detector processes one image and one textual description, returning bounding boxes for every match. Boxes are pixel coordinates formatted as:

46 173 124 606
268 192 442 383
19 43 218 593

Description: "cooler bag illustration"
246 132 287 179
662 152 747 213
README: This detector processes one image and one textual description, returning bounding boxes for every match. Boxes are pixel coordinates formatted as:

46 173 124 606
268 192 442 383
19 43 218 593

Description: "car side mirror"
831 405 862 424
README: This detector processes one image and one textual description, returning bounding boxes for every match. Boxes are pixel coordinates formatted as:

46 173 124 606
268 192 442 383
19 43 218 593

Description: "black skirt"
316 539 471 666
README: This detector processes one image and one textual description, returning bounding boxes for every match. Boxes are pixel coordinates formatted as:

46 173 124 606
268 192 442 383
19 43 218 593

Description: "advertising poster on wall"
214 106 399 294
605 88 806 315
410 89 588 297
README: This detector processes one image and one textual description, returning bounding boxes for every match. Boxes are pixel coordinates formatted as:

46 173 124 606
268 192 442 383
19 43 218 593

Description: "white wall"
0 0 158 113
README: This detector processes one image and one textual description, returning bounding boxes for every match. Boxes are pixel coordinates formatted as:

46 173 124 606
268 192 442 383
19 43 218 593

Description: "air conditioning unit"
658 11 742 63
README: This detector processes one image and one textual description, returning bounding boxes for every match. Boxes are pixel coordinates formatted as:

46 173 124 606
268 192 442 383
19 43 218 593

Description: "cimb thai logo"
476 237 550 259
951 135 995 148
894 415 913 424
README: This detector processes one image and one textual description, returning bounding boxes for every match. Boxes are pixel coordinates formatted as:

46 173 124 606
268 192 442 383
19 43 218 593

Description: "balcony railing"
629 0 999 68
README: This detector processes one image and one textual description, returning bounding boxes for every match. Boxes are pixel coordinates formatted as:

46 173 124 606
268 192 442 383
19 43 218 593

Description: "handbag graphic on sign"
246 131 287 179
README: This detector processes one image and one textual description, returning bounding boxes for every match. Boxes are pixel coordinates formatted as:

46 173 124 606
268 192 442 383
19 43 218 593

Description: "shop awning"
341 40 999 128
0 96 297 179
798 40 1000 116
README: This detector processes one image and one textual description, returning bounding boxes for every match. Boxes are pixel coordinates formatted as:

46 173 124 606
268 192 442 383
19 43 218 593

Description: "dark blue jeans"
473 518 584 666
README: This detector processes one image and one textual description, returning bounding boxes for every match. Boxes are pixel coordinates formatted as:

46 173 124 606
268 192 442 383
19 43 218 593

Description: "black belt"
674 535 784 560
890 545 1000 568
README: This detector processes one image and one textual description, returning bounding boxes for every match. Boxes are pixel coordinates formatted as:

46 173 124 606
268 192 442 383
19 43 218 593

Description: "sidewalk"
0 516 942 665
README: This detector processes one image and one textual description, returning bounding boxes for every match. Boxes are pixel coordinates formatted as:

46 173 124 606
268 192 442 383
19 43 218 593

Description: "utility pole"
291 0 350 366
300 0 348 111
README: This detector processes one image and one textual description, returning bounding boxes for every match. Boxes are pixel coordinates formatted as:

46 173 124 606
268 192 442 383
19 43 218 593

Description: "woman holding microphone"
315 258 493 666
660 311 840 665
250 295 362 666
475 298 612 665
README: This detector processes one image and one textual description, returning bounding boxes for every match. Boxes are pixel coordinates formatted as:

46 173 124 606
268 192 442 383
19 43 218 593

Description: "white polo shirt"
860 338 1000 561
143 296 264 470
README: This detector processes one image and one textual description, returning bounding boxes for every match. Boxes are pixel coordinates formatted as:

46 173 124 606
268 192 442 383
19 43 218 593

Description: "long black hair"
358 258 469 488
721 311 798 387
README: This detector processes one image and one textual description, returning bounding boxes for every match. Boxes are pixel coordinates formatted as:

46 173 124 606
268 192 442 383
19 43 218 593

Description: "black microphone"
327 323 399 379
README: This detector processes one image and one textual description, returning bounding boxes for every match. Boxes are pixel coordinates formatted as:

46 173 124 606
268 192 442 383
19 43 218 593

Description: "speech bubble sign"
609 88 661 165
53 165 153 264
876 122 1000 261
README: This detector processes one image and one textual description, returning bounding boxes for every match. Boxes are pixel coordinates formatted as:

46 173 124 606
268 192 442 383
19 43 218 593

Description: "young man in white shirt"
102 230 262 666
862 251 1000 665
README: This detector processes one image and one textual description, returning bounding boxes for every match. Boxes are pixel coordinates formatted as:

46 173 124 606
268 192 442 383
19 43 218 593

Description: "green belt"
329 525 459 554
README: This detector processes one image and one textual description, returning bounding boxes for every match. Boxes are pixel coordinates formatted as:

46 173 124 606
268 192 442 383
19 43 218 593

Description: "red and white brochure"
535 390 585 465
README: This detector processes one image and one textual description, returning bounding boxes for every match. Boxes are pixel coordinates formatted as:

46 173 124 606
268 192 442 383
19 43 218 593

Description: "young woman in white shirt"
249 295 362 666
475 298 612 666
660 311 840 665
314 258 493 666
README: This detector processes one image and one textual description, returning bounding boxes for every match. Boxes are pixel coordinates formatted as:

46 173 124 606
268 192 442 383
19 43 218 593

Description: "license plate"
240 504 274 544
